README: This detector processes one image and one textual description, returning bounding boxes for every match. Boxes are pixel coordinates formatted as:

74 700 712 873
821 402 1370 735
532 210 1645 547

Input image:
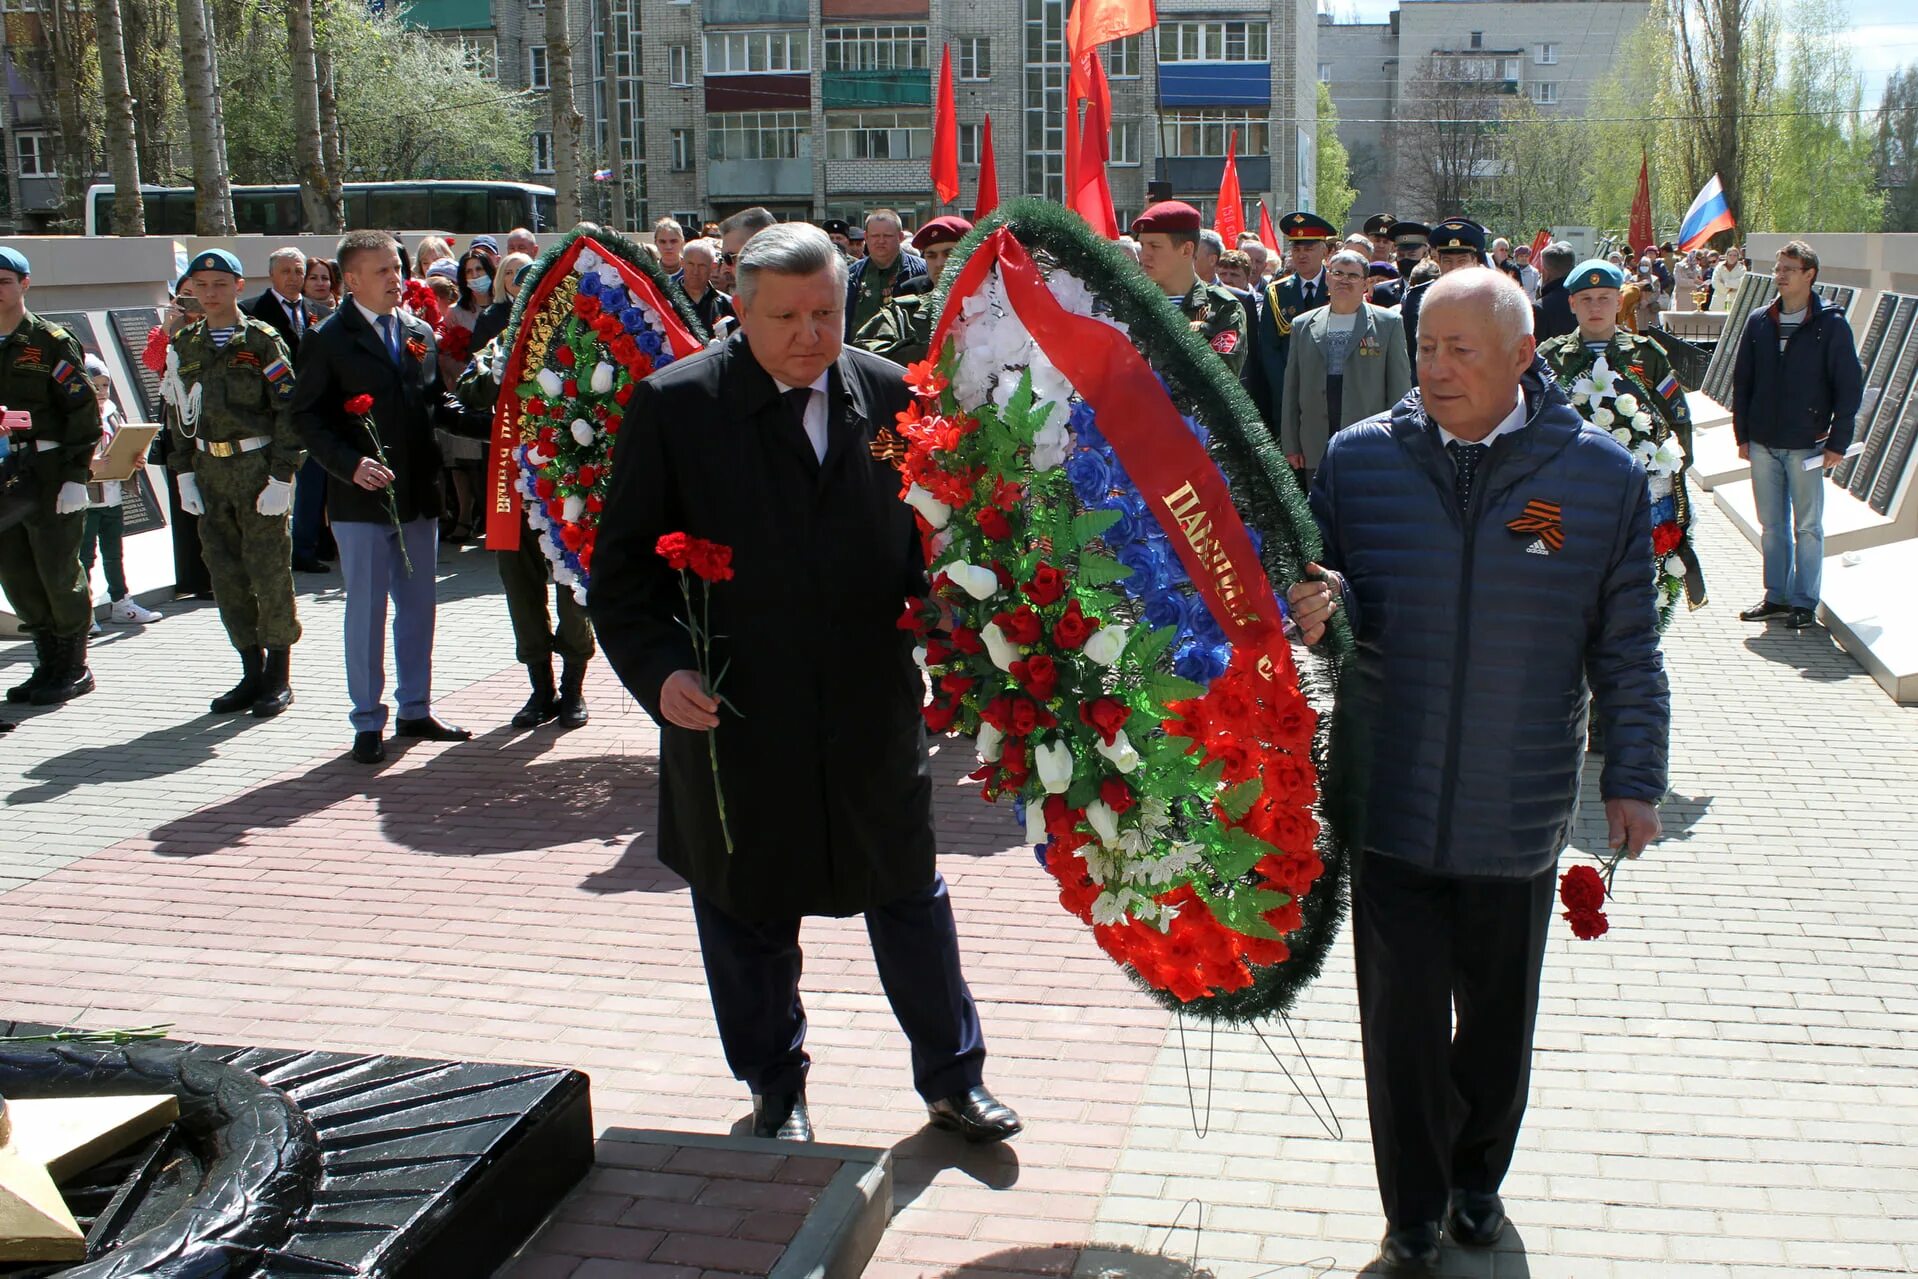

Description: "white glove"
256 476 295 517
176 473 206 516
55 481 88 515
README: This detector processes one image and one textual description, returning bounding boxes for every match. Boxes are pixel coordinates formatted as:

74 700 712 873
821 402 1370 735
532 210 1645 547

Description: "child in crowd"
82 354 161 632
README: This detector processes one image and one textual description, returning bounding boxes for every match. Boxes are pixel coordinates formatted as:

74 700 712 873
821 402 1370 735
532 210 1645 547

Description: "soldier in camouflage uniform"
1130 202 1248 376
853 215 971 368
163 249 303 717
0 246 103 717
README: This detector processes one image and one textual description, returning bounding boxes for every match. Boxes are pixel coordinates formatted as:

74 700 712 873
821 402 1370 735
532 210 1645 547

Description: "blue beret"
0 247 29 277
1567 259 1625 295
187 248 244 277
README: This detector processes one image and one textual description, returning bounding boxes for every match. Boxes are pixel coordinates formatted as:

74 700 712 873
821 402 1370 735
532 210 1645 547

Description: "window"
822 25 927 73
708 111 809 161
1536 42 1558 64
1469 30 1483 48
671 128 693 171
456 33 497 80
1108 34 1142 78
1157 21 1268 63
528 45 549 90
527 0 543 7
1158 109 1268 158
669 44 690 85
532 131 554 173
957 35 990 81
1112 120 1140 166
15 131 51 178
1531 81 1559 105
1499 58 1521 81
959 122 981 165
704 29 810 75
1318 61 1331 82
825 110 932 161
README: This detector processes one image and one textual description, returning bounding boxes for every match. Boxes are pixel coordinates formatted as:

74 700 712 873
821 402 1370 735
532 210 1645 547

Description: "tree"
546 0 582 227
43 0 101 227
96 0 145 234
175 0 234 233
1880 65 1918 232
286 0 337 232
1391 55 1505 222
121 0 181 183
1485 96 1592 235
1666 0 1779 231
1764 0 1882 233
1314 82 1357 231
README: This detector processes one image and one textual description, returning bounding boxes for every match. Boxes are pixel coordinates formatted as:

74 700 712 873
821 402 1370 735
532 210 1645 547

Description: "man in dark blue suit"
291 231 471 764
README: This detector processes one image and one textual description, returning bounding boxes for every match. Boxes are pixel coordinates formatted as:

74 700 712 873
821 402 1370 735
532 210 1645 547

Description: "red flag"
1068 54 1118 239
931 44 959 206
1215 129 1244 244
1066 0 1156 201
974 113 1000 221
1529 226 1551 259
1259 200 1279 252
1629 153 1654 257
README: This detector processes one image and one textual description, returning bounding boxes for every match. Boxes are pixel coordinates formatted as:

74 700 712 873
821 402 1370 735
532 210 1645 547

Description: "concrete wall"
1319 18 1397 230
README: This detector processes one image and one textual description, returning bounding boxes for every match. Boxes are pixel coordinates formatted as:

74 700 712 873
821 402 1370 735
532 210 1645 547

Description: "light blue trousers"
1748 443 1826 611
334 517 439 733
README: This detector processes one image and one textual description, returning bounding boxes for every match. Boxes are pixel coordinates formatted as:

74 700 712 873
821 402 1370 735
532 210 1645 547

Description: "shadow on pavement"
8 714 253 805
887 1124 1020 1214
1741 627 1855 683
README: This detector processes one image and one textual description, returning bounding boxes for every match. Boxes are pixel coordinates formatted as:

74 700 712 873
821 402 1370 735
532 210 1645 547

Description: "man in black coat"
1532 241 1578 344
590 222 1020 1146
290 230 471 765
245 247 331 574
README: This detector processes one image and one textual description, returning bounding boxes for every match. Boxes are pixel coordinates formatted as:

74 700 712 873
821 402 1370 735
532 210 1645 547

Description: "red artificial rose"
586 495 604 513
922 698 960 733
562 379 579 398
537 426 559 448
1010 655 1059 701
939 672 976 697
534 477 556 499
560 522 587 551
1565 907 1609 940
344 393 375 416
1023 564 1068 608
978 696 1015 732
576 464 599 487
1008 697 1043 736
529 399 550 419
556 345 577 368
1052 599 1099 650
655 531 692 570
1042 794 1080 837
1099 777 1135 815
615 384 635 406
992 561 1015 590
897 600 930 634
1079 697 1132 746
1558 863 1607 914
688 538 734 583
1652 521 1682 556
995 606 1043 646
978 507 1013 542
950 627 984 655
574 294 602 320
924 638 953 665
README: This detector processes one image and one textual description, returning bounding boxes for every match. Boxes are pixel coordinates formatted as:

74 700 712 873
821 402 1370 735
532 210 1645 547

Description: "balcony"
705 74 812 112
1156 63 1270 108
825 158 929 192
1156 155 1272 195
707 158 814 198
821 69 931 109
821 0 930 16
704 0 808 23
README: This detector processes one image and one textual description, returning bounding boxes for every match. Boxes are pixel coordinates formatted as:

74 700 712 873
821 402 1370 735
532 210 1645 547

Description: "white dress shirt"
273 290 305 334
1438 389 1529 451
772 370 831 463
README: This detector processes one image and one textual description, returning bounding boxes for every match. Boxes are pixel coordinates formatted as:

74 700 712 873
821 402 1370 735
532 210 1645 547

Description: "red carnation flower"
615 384 635 406
559 522 587 551
556 345 577 368
1023 564 1068 608
1079 697 1131 746
344 393 375 416
1052 599 1099 650
655 531 692 570
978 507 1013 542
1565 908 1609 940
1099 777 1135 815
1559 863 1607 914
1652 521 1682 556
575 464 599 487
141 325 170 374
586 495 604 513
687 538 734 583
562 379 579 398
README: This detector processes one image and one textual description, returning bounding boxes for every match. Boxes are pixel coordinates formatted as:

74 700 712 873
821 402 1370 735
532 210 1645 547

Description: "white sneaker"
110 598 163 625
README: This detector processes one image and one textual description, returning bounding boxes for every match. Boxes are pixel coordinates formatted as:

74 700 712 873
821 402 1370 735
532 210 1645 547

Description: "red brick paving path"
0 666 1174 1277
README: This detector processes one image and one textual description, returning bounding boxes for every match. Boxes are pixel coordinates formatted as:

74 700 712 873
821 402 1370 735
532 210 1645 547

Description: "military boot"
211 647 265 714
511 659 557 729
555 658 589 730
7 632 54 703
29 632 94 705
253 647 293 718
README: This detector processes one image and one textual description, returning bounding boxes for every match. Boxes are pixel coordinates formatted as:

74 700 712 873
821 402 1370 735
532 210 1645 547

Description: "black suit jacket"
244 288 309 357
589 333 933 921
1534 276 1577 344
289 298 459 525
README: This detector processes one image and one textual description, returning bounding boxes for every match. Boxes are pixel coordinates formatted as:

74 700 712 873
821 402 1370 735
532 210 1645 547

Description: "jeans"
334 517 439 733
1748 443 1826 611
81 506 128 601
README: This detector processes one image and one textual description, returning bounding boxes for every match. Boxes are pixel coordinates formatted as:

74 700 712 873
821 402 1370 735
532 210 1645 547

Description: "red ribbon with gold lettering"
932 228 1294 683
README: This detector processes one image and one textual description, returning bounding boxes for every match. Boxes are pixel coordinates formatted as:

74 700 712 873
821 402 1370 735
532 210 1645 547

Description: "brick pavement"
2 502 1915 1277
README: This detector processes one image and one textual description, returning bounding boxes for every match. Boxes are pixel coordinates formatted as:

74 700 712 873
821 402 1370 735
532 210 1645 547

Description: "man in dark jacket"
291 230 471 764
590 222 1020 1148
1287 269 1669 1273
1532 241 1578 344
843 208 927 338
1730 240 1863 629
245 247 331 574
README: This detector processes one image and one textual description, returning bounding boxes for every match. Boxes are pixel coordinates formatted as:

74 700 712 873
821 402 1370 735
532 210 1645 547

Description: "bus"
85 180 557 237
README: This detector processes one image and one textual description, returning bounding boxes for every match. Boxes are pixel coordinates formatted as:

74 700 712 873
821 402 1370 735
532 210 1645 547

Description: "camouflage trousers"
0 505 89 637
192 450 300 649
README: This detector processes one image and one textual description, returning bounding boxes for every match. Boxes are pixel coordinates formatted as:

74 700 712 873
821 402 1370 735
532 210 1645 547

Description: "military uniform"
1242 211 1337 430
165 249 303 715
853 215 971 369
1401 217 1488 381
1371 221 1429 308
0 275 102 709
1176 278 1249 375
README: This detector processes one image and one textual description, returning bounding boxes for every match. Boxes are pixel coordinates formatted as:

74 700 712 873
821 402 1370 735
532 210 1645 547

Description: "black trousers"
690 873 986 1103
1353 849 1556 1228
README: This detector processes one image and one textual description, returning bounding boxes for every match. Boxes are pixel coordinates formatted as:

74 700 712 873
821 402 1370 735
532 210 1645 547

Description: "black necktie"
1300 281 1315 307
1448 440 1490 515
782 387 817 460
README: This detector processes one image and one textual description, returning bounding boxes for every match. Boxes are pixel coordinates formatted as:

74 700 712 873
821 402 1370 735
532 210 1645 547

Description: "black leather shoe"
351 731 386 764
750 1092 812 1141
927 1086 1023 1143
1739 598 1790 621
1379 1222 1442 1271
395 715 472 742
1446 1191 1506 1248
1787 607 1819 630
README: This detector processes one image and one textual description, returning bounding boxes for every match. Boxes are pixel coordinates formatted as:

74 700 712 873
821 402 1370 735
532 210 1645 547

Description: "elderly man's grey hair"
680 238 718 264
267 246 307 271
1328 248 1371 276
1424 267 1535 344
1198 229 1225 258
735 222 848 305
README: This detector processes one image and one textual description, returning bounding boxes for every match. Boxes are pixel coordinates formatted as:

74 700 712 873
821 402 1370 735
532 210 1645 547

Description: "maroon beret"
1130 201 1203 235
912 216 974 251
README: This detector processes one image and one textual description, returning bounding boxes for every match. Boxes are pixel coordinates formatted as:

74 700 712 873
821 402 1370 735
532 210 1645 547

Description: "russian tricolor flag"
1677 174 1736 252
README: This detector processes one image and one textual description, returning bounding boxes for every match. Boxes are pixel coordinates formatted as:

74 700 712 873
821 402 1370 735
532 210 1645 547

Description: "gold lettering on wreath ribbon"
1160 481 1257 620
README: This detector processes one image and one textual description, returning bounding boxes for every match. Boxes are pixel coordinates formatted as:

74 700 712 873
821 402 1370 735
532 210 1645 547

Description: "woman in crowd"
471 251 532 352
1710 244 1747 309
1673 250 1704 312
302 257 339 318
414 236 455 279
652 217 686 275
434 249 495 544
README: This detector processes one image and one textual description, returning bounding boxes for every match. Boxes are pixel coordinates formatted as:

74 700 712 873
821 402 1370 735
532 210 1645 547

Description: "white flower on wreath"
977 721 1005 763
981 621 1020 672
537 368 564 399
944 560 1000 601
1023 799 1046 845
904 483 952 529
1031 417 1074 473
1085 799 1122 846
1651 437 1685 475
1592 406 1615 428
1611 426 1634 446
591 362 616 394
1614 392 1640 417
570 418 596 446
1035 739 1075 794
562 494 585 522
1664 554 1686 579
576 249 602 271
1633 411 1653 431
1084 623 1129 667
1095 728 1141 774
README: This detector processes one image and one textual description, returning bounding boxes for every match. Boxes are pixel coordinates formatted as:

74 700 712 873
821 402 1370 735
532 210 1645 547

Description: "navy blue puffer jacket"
1310 361 1670 878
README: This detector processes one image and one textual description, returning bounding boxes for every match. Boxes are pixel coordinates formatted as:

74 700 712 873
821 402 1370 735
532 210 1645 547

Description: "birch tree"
176 0 234 233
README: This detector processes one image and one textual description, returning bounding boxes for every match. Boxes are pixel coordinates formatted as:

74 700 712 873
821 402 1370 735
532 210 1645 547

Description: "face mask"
472 275 493 297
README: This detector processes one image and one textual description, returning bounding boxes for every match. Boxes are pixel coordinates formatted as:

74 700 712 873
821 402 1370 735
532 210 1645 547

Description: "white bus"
85 180 557 237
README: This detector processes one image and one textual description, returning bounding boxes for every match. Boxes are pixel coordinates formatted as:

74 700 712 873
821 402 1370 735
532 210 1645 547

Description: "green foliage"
1881 66 1918 232
1761 0 1886 233
1314 83 1358 231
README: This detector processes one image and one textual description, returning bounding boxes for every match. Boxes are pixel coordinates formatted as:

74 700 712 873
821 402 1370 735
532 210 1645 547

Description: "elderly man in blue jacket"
1288 269 1670 1273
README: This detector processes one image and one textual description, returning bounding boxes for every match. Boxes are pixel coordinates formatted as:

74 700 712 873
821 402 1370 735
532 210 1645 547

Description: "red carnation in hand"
345 393 375 416
1023 564 1067 608
141 325 170 374
1559 863 1606 913
1565 908 1609 940
1079 697 1132 746
1010 655 1059 701
655 532 692 570
1052 599 1099 650
1652 521 1682 556
687 538 734 582
1099 777 1135 815
978 507 1013 542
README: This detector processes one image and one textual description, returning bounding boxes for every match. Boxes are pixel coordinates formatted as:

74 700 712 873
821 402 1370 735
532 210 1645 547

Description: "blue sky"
1333 0 1918 102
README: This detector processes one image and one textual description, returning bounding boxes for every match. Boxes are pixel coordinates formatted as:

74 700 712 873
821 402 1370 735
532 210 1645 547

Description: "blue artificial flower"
622 308 648 334
1100 494 1146 545
1069 399 1104 449
1067 449 1113 505
1650 495 1677 526
655 353 675 369
1118 541 1165 596
1147 530 1190 587
1173 639 1231 684
636 329 665 357
1144 588 1191 635
1190 601 1226 648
